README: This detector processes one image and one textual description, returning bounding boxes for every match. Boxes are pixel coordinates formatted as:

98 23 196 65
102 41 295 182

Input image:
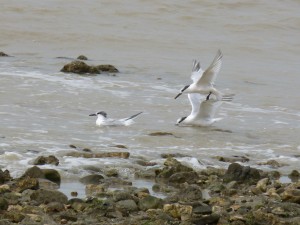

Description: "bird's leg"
206 92 212 101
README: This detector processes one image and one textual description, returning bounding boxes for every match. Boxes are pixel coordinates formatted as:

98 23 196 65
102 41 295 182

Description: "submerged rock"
32 155 59 166
77 55 88 60
0 51 10 57
66 151 130 159
213 155 250 163
79 174 104 184
60 60 100 74
97 64 119 73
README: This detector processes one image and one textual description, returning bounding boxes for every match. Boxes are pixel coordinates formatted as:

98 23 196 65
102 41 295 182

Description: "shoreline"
1 156 299 224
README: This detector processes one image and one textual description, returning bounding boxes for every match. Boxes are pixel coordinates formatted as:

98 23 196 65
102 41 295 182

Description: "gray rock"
30 189 68 204
0 197 8 210
138 195 163 211
33 155 59 166
223 163 261 184
22 166 44 179
169 171 199 184
115 199 138 215
42 169 61 185
79 174 104 184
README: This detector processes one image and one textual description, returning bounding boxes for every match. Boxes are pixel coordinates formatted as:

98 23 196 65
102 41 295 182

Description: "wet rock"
161 153 190 158
42 169 61 185
13 177 39 192
193 203 212 215
168 184 203 203
190 213 220 225
104 168 119 177
111 144 127 149
257 159 287 168
156 157 193 179
44 201 65 213
168 171 199 184
38 178 59 190
22 166 44 179
148 131 174 136
60 60 100 74
85 184 106 197
32 155 59 166
0 184 10 194
135 168 156 179
66 151 130 159
30 189 68 204
223 163 261 184
213 155 250 163
138 196 163 211
163 203 193 221
135 159 157 167
79 174 104 184
0 197 8 210
0 52 10 57
2 211 25 223
289 170 300 179
112 190 135 202
77 55 88 60
0 170 11 184
97 64 119 73
115 199 138 215
256 177 270 192
280 183 300 204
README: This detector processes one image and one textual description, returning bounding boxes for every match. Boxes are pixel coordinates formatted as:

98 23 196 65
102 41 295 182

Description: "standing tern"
89 111 143 126
176 93 233 126
175 50 224 100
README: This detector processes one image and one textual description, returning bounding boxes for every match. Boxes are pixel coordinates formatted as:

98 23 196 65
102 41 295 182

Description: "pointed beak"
174 92 182 99
89 113 97 116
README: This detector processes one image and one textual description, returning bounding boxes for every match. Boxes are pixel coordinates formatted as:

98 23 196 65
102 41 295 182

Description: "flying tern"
175 50 224 100
176 93 233 126
89 111 143 126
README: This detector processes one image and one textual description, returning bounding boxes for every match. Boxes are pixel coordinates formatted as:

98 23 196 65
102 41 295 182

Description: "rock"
85 184 106 197
163 203 193 221
168 171 199 184
148 132 174 136
66 151 130 159
22 166 44 179
115 199 138 215
213 155 250 163
0 197 8 210
135 169 156 179
30 189 68 204
13 177 39 192
112 190 135 202
257 160 287 168
104 168 119 177
79 174 104 184
0 52 10 57
96 64 119 73
42 169 61 185
281 188 300 203
170 184 203 203
193 203 212 215
156 157 193 179
223 163 261 184
289 170 300 179
256 178 270 192
135 159 157 167
44 201 65 213
77 55 88 60
32 155 59 166
0 184 10 194
161 153 190 158
0 170 11 184
111 144 127 149
190 213 220 225
60 60 100 74
138 196 163 211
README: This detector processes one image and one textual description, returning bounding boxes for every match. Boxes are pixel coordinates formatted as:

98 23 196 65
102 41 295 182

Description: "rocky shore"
1 154 300 225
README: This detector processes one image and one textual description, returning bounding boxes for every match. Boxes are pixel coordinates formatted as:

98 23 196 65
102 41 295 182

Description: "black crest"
97 111 107 118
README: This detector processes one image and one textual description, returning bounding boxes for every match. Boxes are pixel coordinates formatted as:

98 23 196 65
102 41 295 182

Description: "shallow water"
1 0 300 184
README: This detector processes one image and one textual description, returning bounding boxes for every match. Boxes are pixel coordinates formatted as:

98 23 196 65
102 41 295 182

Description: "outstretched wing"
197 99 223 120
188 93 205 117
123 112 143 121
191 60 204 83
197 50 223 86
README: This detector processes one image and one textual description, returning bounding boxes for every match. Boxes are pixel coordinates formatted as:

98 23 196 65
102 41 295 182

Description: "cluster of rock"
60 55 119 75
0 155 300 224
